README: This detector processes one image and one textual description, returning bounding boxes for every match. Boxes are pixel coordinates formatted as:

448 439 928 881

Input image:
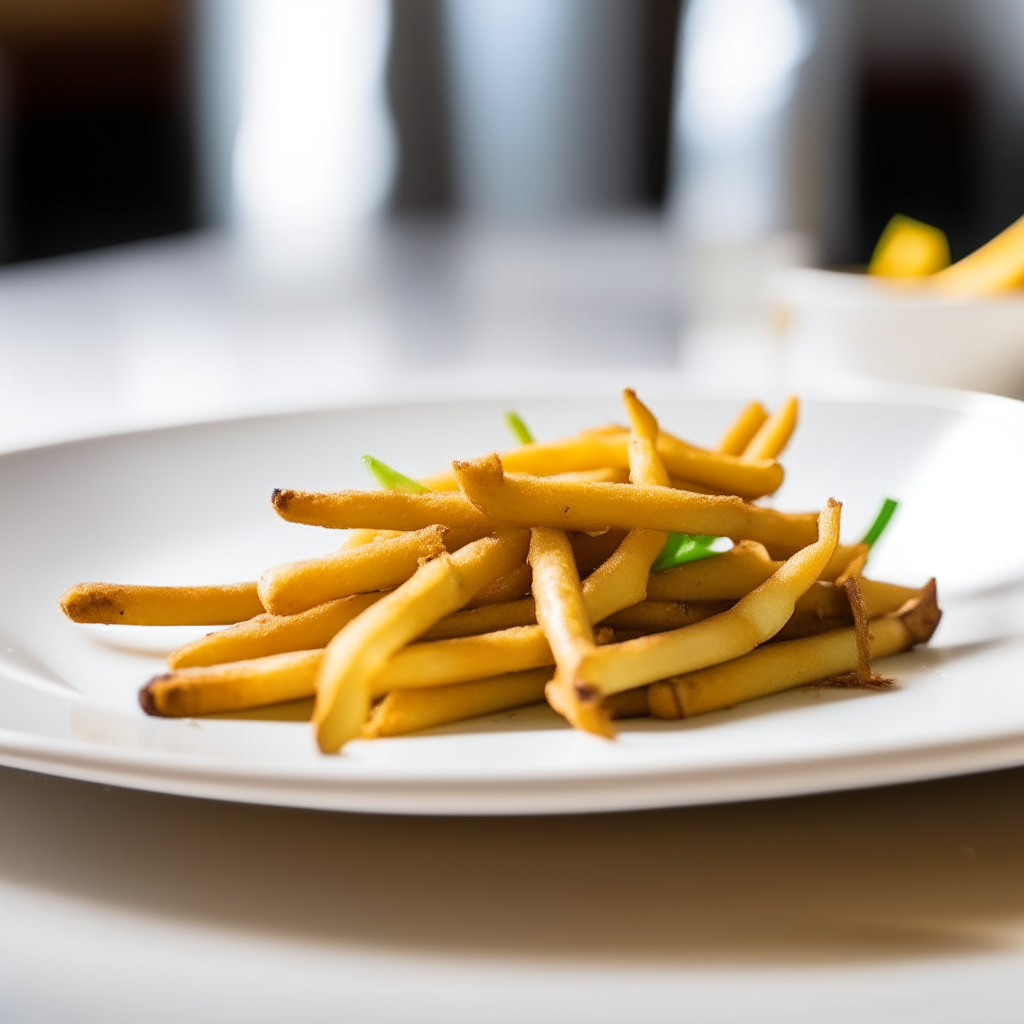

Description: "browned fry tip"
138 677 167 716
60 586 122 622
896 578 941 644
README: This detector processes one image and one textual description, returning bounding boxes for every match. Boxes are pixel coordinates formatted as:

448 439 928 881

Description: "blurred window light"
444 0 641 217
445 0 574 215
672 0 814 242
681 0 811 146
232 0 395 236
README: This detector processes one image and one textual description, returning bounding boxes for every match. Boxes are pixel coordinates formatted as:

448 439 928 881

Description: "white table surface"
2 225 1023 1023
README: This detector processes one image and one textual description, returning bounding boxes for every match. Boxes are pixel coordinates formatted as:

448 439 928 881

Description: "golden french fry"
623 389 670 487
363 665 648 738
773 578 920 642
716 401 769 455
335 468 620 552
314 529 530 752
427 433 782 500
530 526 610 735
362 668 553 738
601 600 725 633
579 390 671 625
203 697 315 722
648 581 940 718
654 434 783 499
60 581 263 626
453 455 818 558
271 486 496 533
930 212 1024 296
373 624 553 691
259 526 447 616
542 390 672 735
465 561 532 607
168 592 386 669
141 649 322 717
604 686 650 719
340 528 402 550
647 540 869 602
550 467 631 484
796 578 918 620
742 396 799 461
575 498 842 695
419 598 537 641
646 541 774 601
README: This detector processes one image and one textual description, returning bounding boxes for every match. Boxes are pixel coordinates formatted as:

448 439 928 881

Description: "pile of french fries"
60 392 941 754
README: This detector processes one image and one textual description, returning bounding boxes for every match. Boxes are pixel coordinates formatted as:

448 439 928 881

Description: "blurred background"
2 0 1024 448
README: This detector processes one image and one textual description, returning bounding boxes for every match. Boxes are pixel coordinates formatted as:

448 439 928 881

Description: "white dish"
766 266 1024 396
2 386 1024 815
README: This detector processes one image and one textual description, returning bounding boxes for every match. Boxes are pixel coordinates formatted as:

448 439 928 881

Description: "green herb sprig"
361 454 428 494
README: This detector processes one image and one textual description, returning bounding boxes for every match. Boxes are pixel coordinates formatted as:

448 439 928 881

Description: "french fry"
742 396 799 461
271 486 496 533
465 561 532 607
604 686 650 719
363 669 553 737
549 467 631 484
601 600 725 633
574 498 842 696
580 390 670 624
530 526 610 735
146 621 621 720
340 528 402 550
653 433 783 499
258 526 447 616
648 581 940 718
647 540 870 602
60 581 264 626
373 624 553 690
773 578 919 642
168 592 386 669
453 455 819 558
203 697 315 722
543 390 672 735
419 598 537 641
716 400 769 455
371 624 614 693
362 665 649 739
427 432 783 499
335 474 621 554
314 529 530 752
141 649 322 717
930 212 1024 296
420 596 725 641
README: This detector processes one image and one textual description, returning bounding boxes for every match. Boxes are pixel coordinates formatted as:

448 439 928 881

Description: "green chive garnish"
361 455 429 494
652 533 719 572
860 497 898 548
504 411 534 445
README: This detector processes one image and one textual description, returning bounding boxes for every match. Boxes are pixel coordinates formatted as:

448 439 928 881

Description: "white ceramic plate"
2 386 1024 815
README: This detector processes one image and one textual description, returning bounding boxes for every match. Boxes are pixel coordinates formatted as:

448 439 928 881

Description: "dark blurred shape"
388 0 681 216
637 0 682 207
857 67 978 261
387 0 454 214
0 0 195 263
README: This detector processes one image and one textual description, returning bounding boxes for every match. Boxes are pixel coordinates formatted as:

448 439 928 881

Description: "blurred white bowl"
766 266 1024 396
